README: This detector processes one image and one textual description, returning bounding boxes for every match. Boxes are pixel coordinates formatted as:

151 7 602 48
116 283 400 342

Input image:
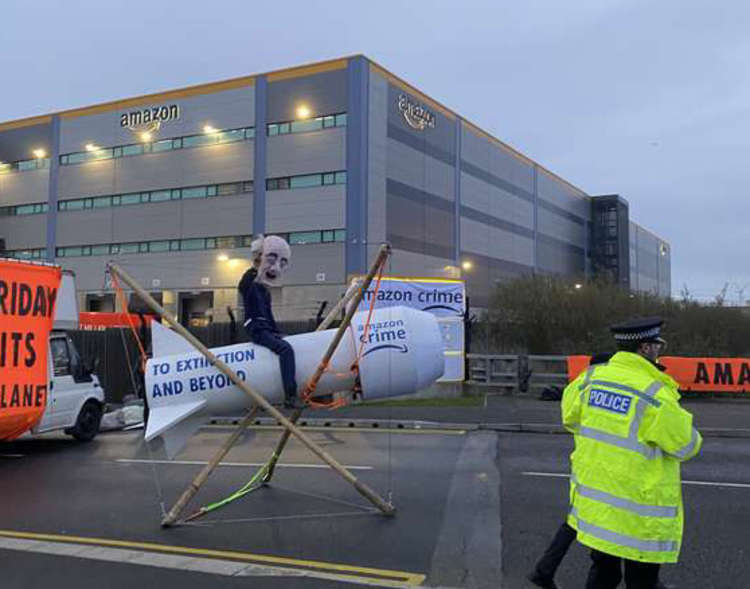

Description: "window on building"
290 174 323 189
58 126 254 166
289 231 321 245
267 112 346 136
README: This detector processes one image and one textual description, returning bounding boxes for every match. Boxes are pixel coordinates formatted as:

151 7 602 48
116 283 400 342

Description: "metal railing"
467 354 569 394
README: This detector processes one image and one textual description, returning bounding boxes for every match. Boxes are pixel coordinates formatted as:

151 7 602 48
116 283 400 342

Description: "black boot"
283 394 303 410
527 569 558 589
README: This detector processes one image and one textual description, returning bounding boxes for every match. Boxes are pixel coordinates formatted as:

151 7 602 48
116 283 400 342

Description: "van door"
46 335 93 429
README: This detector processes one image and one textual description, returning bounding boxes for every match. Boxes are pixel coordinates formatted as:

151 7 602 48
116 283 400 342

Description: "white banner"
352 277 466 382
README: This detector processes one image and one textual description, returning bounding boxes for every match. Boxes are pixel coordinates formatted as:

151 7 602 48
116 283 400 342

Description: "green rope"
199 460 270 514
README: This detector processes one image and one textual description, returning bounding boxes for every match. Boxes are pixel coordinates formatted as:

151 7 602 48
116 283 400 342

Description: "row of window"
59 127 256 166
0 170 343 217
0 202 50 217
267 113 347 136
3 229 346 260
0 112 347 175
266 171 346 191
0 180 253 217
58 180 254 212
0 158 50 175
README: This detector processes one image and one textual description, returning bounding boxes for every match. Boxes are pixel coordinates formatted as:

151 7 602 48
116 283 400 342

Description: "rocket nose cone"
405 308 445 389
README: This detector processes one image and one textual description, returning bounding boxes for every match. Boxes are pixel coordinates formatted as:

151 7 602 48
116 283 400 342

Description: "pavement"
1 394 748 588
256 393 750 437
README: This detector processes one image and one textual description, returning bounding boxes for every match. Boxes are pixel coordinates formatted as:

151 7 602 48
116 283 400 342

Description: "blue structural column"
252 76 267 236
532 164 539 273
345 56 369 276
45 114 61 261
453 118 462 265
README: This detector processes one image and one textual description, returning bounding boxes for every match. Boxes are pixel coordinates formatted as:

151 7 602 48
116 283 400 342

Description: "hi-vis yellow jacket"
563 351 702 563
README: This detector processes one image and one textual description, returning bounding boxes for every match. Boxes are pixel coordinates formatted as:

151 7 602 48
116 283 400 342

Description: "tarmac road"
500 433 750 589
0 425 500 588
2 396 749 588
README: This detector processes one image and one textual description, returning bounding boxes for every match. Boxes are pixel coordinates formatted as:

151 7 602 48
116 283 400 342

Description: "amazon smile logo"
362 343 409 357
397 94 436 131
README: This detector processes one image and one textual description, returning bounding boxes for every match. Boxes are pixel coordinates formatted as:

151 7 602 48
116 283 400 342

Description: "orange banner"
0 260 61 440
567 355 750 394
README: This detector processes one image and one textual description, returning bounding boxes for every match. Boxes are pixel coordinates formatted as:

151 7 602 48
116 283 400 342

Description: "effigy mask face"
258 235 291 287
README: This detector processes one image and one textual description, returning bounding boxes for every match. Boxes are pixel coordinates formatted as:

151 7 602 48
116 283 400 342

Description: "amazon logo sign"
358 279 466 317
359 319 409 357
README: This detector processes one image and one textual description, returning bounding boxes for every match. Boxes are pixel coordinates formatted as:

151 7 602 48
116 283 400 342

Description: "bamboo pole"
262 245 389 484
108 251 395 522
162 261 369 525
160 405 260 526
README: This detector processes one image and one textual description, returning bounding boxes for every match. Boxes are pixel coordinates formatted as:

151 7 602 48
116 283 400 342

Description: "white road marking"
0 454 24 458
116 458 373 470
522 471 750 489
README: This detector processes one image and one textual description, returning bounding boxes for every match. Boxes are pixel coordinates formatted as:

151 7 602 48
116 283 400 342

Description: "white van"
10 265 105 441
31 330 105 441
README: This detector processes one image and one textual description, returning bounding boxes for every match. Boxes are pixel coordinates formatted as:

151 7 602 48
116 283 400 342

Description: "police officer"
562 317 701 589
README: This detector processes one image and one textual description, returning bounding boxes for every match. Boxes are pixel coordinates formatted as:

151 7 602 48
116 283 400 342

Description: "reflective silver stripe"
243 318 252 327
572 478 677 518
579 426 662 459
670 428 700 459
579 366 597 391
590 380 662 407
629 381 662 440
570 508 678 553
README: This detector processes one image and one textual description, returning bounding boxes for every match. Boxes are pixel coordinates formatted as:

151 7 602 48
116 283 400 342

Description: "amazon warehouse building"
0 55 670 326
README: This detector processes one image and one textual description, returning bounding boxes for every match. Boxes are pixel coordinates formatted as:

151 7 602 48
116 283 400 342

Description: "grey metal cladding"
367 68 388 244
0 123 52 163
57 209 114 245
459 249 534 307
460 159 533 204
266 185 345 233
284 243 345 284
181 195 253 238
459 217 534 267
386 84 455 158
59 86 255 153
387 123 453 166
387 139 455 201
0 216 47 248
460 205 534 239
536 237 585 274
0 168 50 205
537 207 585 246
460 124 534 192
266 70 348 122
386 233 454 261
266 128 345 177
111 201 181 243
536 170 589 220
58 142 253 198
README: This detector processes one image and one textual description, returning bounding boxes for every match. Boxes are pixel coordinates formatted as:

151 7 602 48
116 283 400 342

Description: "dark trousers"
586 549 660 589
248 328 297 399
534 522 577 579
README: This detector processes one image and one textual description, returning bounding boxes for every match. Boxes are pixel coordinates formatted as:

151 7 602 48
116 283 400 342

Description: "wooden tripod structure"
106 243 393 527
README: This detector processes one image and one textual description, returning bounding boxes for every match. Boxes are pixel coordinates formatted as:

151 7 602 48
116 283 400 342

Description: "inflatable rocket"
145 305 444 457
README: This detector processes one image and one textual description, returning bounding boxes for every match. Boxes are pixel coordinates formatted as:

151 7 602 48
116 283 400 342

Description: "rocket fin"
151 320 195 358
144 399 207 459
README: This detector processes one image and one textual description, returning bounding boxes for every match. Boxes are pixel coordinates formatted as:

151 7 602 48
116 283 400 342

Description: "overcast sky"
2 0 747 301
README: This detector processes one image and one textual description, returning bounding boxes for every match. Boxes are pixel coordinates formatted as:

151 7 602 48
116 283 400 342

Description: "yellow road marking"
0 529 425 586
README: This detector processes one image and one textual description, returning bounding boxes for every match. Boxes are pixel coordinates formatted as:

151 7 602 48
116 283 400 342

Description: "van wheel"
70 401 102 442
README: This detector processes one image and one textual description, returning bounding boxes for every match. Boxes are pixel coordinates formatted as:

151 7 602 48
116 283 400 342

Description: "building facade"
0 55 671 325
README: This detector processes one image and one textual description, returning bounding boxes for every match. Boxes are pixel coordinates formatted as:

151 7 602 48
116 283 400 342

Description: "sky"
1 0 747 301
